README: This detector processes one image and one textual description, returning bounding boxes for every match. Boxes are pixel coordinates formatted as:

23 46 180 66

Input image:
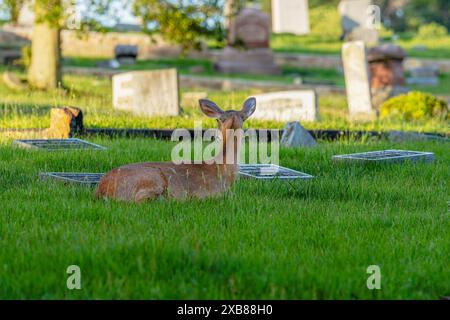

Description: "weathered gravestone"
341 41 376 119
280 122 317 148
112 69 180 117
407 66 439 86
338 0 379 44
215 8 281 75
368 44 408 109
272 0 310 35
114 45 138 65
252 90 318 122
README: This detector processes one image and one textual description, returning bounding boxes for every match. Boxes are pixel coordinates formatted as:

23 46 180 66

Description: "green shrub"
380 91 448 121
417 22 448 39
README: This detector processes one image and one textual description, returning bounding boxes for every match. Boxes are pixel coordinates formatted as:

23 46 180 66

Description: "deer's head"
199 98 256 131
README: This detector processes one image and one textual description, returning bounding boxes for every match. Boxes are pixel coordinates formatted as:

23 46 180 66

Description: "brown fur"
96 98 256 202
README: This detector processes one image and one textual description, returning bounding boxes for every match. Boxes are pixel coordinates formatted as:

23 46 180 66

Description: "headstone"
338 0 379 44
332 149 435 163
280 122 317 148
407 66 439 86
39 172 105 186
13 138 106 150
272 0 310 35
252 90 318 122
112 69 180 117
215 8 281 75
228 8 270 49
367 44 408 109
47 107 84 139
388 131 447 143
114 45 138 65
239 164 314 180
341 41 376 119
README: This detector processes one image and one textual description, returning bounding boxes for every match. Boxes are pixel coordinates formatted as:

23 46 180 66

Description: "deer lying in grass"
96 98 256 202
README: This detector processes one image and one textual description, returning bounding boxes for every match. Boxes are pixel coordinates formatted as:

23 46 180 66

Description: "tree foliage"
133 0 224 53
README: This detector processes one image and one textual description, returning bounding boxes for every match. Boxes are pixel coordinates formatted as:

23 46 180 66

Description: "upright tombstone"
251 90 318 122
338 0 379 44
272 0 310 35
114 45 138 65
367 44 408 109
215 8 281 75
112 69 180 117
341 41 376 119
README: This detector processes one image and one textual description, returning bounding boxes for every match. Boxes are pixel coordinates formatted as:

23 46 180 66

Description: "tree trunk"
27 1 62 90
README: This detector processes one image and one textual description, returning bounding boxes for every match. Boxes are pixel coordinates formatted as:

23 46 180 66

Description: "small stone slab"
13 138 106 150
39 172 104 186
280 122 317 148
332 149 435 163
239 164 314 180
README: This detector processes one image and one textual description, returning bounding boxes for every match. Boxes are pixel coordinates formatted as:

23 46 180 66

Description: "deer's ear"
240 97 256 121
199 99 224 118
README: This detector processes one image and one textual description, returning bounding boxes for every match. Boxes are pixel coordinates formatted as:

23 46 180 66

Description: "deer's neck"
214 128 242 168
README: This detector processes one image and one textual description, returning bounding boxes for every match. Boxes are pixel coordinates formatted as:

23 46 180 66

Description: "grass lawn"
270 32 450 60
1 69 448 134
0 137 448 299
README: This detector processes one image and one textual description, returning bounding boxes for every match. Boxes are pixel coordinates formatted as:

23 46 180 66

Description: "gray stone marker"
407 66 439 86
272 0 310 35
39 172 105 186
13 138 106 151
281 122 317 148
252 90 318 122
388 131 447 143
341 41 376 119
114 45 138 65
239 164 314 180
113 69 180 117
338 0 379 44
332 150 435 163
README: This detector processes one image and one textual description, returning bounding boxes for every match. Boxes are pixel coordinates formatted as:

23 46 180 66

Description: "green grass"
0 137 448 299
1 67 448 134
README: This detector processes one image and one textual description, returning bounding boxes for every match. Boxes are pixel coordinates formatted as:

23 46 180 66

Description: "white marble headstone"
112 69 180 117
272 0 310 35
252 90 318 122
341 41 375 119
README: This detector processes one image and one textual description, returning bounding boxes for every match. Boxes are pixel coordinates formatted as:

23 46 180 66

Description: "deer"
96 97 257 202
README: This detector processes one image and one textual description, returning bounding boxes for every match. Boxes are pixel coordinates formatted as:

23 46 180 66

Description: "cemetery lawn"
0 137 448 299
0 72 449 134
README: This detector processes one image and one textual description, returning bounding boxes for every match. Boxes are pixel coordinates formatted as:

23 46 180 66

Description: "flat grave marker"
239 164 314 180
13 138 106 151
39 172 104 186
332 149 435 163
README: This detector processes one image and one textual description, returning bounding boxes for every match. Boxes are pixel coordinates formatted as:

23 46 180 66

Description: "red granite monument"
215 8 281 75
